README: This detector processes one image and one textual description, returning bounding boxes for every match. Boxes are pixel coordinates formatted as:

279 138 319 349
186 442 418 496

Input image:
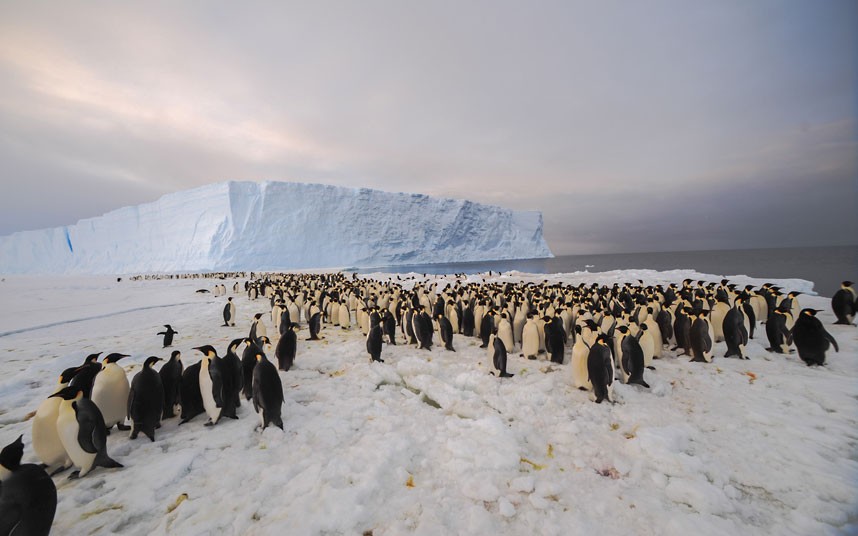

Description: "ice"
0 181 553 274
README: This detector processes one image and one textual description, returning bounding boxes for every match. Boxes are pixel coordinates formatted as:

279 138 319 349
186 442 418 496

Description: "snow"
0 181 552 274
0 269 856 535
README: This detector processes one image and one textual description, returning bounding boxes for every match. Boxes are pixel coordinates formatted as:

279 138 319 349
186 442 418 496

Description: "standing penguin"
179 361 204 424
587 335 615 404
0 435 57 536
437 315 455 352
127 356 164 441
252 352 284 430
367 323 384 362
382 310 397 345
689 313 713 363
223 338 246 410
91 353 131 433
723 299 749 359
193 346 224 426
792 309 839 366
617 326 650 388
50 386 123 478
521 314 540 360
242 337 270 400
249 313 268 347
31 366 80 473
275 323 299 371
159 350 183 419
831 281 856 325
765 310 793 354
156 325 178 348
479 310 495 348
491 332 514 378
307 309 322 341
223 297 236 327
544 315 565 364
570 326 592 391
415 311 433 350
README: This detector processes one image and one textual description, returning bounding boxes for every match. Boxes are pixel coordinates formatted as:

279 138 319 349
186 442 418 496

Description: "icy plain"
0 269 856 535
0 181 552 274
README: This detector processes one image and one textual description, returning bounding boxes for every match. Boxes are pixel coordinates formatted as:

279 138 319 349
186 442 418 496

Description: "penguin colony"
2 272 852 534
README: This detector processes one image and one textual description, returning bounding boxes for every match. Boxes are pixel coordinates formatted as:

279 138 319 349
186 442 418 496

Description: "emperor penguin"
512 305 527 347
276 322 299 371
637 323 655 369
159 350 183 419
50 386 123 478
157 324 178 348
338 301 351 329
792 309 839 366
616 326 649 388
68 352 103 398
437 314 455 352
179 361 204 424
521 314 540 360
492 331 514 378
223 297 236 327
367 322 384 362
31 366 79 473
723 298 749 359
91 353 131 432
223 338 246 409
193 346 224 426
570 326 592 391
587 334 615 404
127 356 164 441
710 299 730 343
831 281 856 325
249 313 268 347
497 313 515 352
689 313 713 363
0 435 57 535
643 308 663 358
252 352 284 430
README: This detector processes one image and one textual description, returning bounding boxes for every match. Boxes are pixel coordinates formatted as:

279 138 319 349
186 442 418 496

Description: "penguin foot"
527 356 537 360
49 465 71 477
204 420 214 427
500 372 514 378
68 471 81 480
578 386 588 391
646 366 656 370
104 428 111 435
116 423 130 431
130 430 139 440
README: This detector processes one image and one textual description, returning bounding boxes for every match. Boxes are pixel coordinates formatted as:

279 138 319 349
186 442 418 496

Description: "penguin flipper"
0 501 22 535
94 450 123 469
824 331 839 352
74 405 100 454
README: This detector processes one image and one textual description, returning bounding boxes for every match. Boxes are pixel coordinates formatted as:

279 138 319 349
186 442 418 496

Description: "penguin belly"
32 396 70 469
522 322 539 358
571 341 591 390
56 404 96 475
91 365 130 429
498 320 514 352
199 366 222 424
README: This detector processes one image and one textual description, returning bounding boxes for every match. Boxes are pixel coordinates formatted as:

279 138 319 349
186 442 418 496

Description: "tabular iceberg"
0 181 553 274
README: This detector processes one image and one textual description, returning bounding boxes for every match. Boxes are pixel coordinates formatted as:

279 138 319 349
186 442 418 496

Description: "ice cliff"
0 181 553 274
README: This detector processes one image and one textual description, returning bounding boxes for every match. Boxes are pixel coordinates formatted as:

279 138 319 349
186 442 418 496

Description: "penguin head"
617 325 629 334
0 435 24 474
843 281 854 288
640 323 648 331
58 366 81 384
103 353 129 364
144 356 162 368
164 324 171 329
49 385 85 401
83 352 102 364
800 309 821 317
193 345 218 358
171 350 182 361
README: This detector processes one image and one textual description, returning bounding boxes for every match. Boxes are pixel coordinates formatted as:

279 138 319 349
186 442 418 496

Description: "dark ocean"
355 245 858 298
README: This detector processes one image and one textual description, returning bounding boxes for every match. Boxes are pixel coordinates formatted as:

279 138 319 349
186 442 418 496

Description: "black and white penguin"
307 310 322 341
437 315 455 352
831 281 856 325
91 353 131 432
587 335 614 404
193 346 224 426
382 311 397 345
367 323 384 362
252 352 284 430
491 331 514 378
415 311 433 350
179 361 204 424
159 350 183 419
0 435 57 536
127 356 164 441
223 297 236 327
68 352 103 398
672 307 692 355
249 313 268 347
765 310 793 354
157 324 178 348
723 299 749 359
276 323 299 371
50 386 123 478
689 313 713 363
31 366 80 473
793 309 839 366
479 310 495 348
617 326 649 388
544 315 565 364
223 338 245 410
241 337 270 400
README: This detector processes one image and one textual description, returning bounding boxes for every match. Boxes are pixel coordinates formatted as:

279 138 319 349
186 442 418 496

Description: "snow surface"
0 181 552 274
0 269 856 535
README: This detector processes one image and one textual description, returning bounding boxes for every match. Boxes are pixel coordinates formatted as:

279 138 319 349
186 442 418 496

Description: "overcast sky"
0 1 855 254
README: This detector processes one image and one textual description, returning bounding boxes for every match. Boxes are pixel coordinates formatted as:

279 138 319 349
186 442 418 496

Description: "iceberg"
0 181 553 274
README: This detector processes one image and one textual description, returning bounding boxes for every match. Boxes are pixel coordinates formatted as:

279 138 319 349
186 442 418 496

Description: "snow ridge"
0 181 553 274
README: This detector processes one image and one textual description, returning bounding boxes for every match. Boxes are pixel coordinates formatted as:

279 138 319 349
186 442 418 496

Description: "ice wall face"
0 181 553 274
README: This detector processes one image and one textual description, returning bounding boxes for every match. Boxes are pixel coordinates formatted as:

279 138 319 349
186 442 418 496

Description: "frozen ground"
0 269 856 535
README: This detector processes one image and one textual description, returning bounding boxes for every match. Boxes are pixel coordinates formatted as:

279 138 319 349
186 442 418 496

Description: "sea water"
357 245 858 298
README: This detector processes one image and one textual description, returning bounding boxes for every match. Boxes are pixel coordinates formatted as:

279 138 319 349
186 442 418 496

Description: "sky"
0 0 855 255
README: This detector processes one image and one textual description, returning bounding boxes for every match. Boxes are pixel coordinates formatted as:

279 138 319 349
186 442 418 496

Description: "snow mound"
0 181 553 274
